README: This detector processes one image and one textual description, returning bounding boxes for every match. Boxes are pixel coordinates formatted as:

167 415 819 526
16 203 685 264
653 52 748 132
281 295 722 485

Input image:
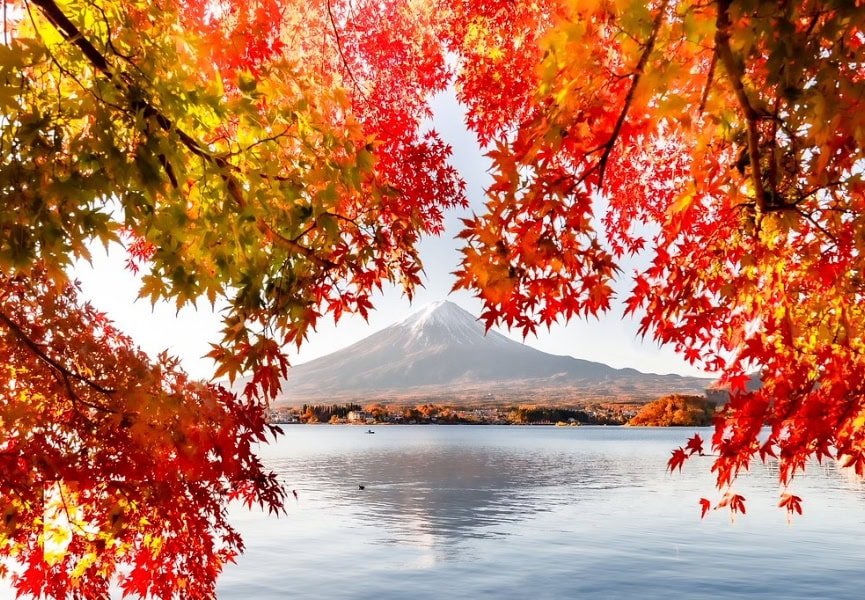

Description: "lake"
217 425 865 599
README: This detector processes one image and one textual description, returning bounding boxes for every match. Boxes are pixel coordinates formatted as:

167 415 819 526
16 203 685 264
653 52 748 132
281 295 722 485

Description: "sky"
73 90 709 381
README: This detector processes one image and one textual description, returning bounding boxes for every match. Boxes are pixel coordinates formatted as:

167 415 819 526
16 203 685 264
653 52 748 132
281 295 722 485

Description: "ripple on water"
218 426 865 599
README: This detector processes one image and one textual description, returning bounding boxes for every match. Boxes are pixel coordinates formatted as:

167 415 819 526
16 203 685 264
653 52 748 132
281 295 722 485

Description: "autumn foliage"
2 0 465 595
628 395 714 427
1 270 283 597
449 0 865 520
2 0 865 596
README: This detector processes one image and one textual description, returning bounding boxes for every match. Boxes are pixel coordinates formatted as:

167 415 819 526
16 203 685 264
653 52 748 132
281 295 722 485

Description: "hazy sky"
74 90 708 381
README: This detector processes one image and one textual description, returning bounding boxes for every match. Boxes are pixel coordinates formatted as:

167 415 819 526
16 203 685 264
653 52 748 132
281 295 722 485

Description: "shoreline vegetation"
268 394 719 427
627 395 716 427
269 402 630 426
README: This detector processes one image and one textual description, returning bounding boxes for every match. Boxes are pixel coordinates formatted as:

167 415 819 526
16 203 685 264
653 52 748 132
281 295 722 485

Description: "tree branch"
29 0 111 72
0 310 117 414
29 0 337 270
795 207 838 245
597 0 671 187
715 0 769 212
699 49 717 114
325 0 366 99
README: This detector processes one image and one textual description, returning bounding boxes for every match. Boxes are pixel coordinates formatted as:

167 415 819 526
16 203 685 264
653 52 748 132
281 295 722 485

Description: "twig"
699 50 717 114
795 207 838 244
3 0 8 46
29 0 337 270
0 310 116 399
715 0 769 212
597 0 671 187
325 0 366 99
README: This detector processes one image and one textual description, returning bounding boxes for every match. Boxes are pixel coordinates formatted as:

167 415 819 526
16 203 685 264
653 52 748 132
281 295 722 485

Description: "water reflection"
220 426 865 600
268 432 628 553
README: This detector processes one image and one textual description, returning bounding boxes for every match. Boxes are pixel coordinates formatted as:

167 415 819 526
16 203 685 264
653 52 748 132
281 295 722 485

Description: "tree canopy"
1 0 864 596
628 394 715 427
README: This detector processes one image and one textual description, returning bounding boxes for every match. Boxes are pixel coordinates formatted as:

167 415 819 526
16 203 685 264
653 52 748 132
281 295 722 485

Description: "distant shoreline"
270 421 620 427
269 403 634 426
268 397 716 427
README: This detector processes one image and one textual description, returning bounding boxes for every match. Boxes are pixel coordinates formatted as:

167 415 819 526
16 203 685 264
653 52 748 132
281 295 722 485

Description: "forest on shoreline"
268 394 718 427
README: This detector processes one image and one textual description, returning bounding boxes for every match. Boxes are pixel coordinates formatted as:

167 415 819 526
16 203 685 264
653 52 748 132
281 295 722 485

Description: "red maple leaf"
721 493 747 515
667 447 688 473
685 434 704 456
778 493 803 516
726 372 752 394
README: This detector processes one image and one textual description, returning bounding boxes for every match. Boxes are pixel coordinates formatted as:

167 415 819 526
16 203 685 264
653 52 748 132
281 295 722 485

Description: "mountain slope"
267 301 713 405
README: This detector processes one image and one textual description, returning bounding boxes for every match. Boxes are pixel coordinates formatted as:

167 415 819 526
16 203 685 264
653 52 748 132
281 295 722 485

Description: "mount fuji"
264 300 712 406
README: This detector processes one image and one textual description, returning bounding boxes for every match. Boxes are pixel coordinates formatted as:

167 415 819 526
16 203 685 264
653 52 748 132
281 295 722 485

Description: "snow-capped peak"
396 300 510 348
403 300 468 330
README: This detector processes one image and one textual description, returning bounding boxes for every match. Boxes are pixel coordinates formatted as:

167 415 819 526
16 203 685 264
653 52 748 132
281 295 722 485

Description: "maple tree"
2 0 864 596
628 394 713 427
451 0 865 520
2 0 464 596
1 269 283 597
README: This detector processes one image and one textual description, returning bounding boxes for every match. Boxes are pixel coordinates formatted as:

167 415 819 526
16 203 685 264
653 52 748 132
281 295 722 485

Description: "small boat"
366 429 375 434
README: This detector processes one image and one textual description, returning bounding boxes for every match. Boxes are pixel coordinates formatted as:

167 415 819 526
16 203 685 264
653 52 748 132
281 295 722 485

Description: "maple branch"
795 207 838 245
325 0 366 99
767 92 781 198
0 310 117 415
715 0 769 212
324 211 364 229
596 0 670 187
239 127 293 155
29 0 337 271
23 1 127 115
265 220 338 269
2 1 7 47
54 481 93 536
28 0 110 71
291 222 318 244
223 175 336 269
699 50 717 114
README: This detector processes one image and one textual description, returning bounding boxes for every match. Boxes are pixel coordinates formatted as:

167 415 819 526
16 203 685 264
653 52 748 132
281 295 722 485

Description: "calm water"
217 426 865 599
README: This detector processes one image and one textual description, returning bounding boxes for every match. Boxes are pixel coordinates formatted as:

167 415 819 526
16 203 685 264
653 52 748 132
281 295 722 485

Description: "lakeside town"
267 394 718 427
267 402 635 426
